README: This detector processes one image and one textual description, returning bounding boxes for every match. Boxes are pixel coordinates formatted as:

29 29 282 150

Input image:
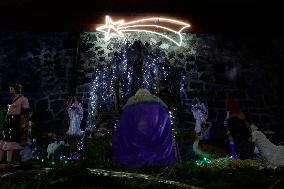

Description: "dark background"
0 0 282 34
0 1 283 152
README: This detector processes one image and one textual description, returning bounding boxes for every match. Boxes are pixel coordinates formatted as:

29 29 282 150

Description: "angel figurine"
191 98 208 137
66 96 84 136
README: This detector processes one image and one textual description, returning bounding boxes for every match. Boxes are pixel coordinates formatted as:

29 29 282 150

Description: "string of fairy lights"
121 48 132 99
87 42 185 130
30 41 190 164
179 74 187 99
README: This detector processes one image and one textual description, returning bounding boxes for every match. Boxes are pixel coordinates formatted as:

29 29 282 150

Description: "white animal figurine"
47 141 65 159
251 124 284 168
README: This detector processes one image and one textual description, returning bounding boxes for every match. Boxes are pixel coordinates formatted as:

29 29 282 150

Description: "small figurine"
66 96 84 136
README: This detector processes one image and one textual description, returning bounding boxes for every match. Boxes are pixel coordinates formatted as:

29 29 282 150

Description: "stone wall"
76 32 283 143
0 31 77 134
0 31 283 144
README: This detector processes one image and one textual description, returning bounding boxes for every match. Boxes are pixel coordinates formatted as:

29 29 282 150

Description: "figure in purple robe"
112 89 174 168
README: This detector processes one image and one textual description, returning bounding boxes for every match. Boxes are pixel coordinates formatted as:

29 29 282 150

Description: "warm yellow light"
96 16 125 41
96 16 190 46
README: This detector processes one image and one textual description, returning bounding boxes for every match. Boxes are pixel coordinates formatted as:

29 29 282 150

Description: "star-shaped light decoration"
96 15 190 46
96 16 125 41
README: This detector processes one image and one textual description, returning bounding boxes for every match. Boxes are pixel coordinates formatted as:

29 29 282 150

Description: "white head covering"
135 88 151 96
250 124 258 132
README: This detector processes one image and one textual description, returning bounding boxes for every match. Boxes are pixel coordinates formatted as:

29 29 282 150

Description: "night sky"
0 0 282 34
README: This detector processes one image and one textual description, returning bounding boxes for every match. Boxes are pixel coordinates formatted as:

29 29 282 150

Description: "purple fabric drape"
112 103 174 168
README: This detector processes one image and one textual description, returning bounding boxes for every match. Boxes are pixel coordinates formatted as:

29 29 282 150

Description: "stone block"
50 100 66 114
189 81 204 90
42 119 65 135
217 110 227 121
216 91 226 99
49 94 60 100
250 114 261 124
208 110 217 120
243 100 254 107
186 91 199 99
97 50 104 55
185 55 195 62
264 94 276 106
177 53 184 59
233 91 247 99
95 46 102 51
99 57 105 62
199 73 211 83
36 99 49 111
30 110 53 124
260 115 272 124
215 100 225 109
185 63 196 71
249 108 266 114
188 72 198 80
85 68 95 74
214 74 228 85
56 71 66 78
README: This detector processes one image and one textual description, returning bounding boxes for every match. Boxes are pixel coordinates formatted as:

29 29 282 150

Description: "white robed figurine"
191 98 208 136
66 97 84 136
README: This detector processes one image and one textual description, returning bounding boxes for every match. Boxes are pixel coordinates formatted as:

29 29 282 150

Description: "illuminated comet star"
96 16 190 46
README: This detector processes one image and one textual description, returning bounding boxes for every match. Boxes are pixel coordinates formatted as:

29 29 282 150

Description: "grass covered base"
0 159 283 189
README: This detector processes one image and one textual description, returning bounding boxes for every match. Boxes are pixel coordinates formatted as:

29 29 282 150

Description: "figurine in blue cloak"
112 88 174 168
